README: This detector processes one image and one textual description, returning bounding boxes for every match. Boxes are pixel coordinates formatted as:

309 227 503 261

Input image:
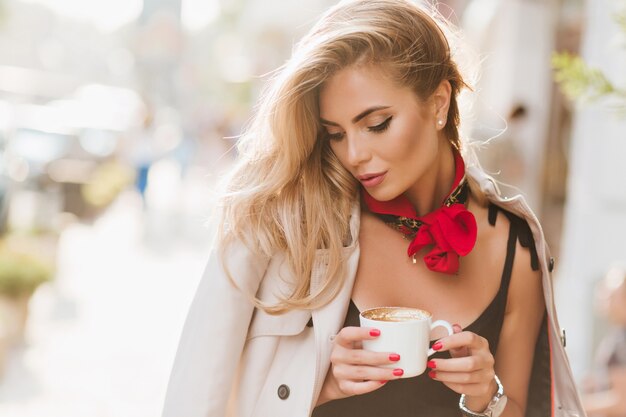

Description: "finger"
334 326 382 348
448 324 468 357
434 331 489 354
428 354 494 373
428 368 495 385
333 363 406 382
331 344 402 367
449 344 469 358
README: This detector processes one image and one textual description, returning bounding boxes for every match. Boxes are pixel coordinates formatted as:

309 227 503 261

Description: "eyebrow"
320 105 391 126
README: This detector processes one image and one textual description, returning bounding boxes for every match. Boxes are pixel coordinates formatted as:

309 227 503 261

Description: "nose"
346 134 371 167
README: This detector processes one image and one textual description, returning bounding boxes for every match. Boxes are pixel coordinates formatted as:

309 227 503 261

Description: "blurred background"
0 0 624 415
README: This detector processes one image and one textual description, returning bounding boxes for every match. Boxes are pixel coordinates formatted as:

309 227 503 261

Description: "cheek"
385 120 434 160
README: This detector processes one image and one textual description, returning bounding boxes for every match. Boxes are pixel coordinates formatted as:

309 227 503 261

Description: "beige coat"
162 167 586 417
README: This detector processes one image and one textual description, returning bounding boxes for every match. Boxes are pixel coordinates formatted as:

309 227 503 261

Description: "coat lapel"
308 202 361 410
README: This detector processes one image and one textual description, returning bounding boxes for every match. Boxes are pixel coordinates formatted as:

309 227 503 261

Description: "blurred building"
556 0 626 380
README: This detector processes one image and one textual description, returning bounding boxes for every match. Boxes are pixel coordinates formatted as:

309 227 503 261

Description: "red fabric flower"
424 247 458 274
406 204 477 274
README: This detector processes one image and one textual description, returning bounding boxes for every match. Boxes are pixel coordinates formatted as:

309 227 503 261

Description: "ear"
431 80 452 130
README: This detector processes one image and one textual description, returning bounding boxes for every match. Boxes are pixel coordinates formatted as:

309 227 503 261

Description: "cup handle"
427 320 454 357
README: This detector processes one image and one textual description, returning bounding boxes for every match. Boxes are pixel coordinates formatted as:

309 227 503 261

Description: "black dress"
312 205 540 417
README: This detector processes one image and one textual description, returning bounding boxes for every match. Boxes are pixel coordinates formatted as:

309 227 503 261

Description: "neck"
405 141 456 216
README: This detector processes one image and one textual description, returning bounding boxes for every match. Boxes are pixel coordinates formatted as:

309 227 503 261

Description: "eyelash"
369 116 392 133
325 116 393 141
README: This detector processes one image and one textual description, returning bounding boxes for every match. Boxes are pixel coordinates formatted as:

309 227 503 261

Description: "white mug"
360 306 454 378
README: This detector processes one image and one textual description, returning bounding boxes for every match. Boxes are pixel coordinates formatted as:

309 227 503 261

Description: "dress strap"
488 203 540 272
480 203 518 307
488 203 499 226
514 217 540 271
500 210 519 297
496 211 517 302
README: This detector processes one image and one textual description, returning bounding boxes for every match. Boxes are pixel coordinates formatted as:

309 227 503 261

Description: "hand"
316 326 405 406
427 325 498 411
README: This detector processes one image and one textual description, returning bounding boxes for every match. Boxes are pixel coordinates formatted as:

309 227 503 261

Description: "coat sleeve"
162 237 270 417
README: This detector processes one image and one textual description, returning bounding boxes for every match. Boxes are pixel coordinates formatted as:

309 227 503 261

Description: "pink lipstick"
358 172 386 187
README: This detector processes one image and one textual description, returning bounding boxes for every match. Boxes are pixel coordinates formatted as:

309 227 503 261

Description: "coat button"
548 257 555 272
277 384 290 400
561 328 567 347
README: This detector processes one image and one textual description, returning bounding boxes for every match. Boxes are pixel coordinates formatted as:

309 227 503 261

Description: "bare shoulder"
468 198 543 302
465 198 511 278
477 199 543 311
508 221 544 313
471 199 510 249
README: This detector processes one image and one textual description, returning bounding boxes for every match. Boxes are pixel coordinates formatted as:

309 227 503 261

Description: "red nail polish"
393 368 404 376
428 370 437 378
380 380 388 385
369 329 381 337
389 353 400 362
432 342 443 351
427 360 436 369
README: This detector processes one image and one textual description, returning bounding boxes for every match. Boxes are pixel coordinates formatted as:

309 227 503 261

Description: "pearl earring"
437 119 444 127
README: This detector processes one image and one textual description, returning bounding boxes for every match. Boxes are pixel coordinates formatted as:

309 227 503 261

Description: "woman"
162 1 585 416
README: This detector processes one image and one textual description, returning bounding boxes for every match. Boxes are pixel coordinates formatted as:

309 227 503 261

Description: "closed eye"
325 131 345 141
368 116 392 133
323 116 392 141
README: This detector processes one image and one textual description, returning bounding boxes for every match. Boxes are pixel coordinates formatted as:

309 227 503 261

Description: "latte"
361 307 430 322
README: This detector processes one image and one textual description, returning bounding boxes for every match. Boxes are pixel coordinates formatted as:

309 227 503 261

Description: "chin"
365 186 403 202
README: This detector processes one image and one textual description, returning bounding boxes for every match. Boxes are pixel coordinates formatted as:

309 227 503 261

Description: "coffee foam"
362 307 430 322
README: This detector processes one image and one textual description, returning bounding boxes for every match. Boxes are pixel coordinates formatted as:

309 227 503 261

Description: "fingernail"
427 360 436 369
428 370 437 379
432 342 443 351
380 380 388 385
389 353 400 362
393 368 404 376
369 329 381 337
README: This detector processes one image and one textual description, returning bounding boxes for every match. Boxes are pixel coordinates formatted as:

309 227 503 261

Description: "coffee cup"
359 306 454 378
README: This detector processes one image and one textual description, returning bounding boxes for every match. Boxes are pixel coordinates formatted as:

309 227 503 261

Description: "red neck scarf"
362 152 477 275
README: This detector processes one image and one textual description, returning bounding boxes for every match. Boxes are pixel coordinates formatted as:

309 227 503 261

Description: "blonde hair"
219 0 471 314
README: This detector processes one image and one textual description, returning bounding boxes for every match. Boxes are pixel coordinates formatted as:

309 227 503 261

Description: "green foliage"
0 246 53 298
552 7 626 110
552 52 621 102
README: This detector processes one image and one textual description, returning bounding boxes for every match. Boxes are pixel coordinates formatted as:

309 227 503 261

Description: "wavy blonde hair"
219 0 471 314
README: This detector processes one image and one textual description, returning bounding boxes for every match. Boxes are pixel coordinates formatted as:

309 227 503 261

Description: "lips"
358 171 387 187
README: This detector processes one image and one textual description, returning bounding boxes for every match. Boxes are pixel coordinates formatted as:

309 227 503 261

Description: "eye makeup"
323 115 393 141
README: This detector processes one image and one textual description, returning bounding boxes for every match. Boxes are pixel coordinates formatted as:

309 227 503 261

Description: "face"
318 65 447 202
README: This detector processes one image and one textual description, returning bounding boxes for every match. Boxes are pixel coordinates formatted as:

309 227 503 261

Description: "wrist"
316 370 342 407
464 378 498 411
459 375 508 417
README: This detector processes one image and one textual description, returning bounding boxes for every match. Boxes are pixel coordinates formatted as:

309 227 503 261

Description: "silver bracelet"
458 375 508 417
